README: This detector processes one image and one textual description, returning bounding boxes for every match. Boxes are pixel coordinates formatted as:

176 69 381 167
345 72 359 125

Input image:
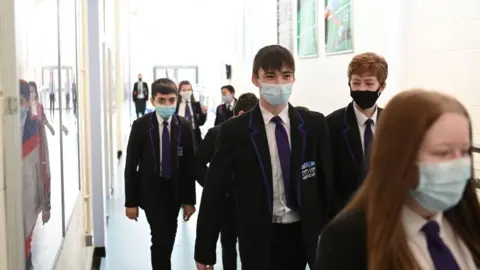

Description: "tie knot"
365 118 373 127
422 221 440 237
163 121 168 127
271 116 283 124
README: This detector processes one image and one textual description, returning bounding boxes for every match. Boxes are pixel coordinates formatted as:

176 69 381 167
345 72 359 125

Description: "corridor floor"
100 157 232 270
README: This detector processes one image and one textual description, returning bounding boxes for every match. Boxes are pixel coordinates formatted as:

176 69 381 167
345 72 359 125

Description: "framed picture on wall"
297 0 318 58
277 0 294 53
324 0 353 55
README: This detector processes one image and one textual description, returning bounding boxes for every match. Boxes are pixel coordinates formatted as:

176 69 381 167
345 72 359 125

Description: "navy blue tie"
162 121 172 179
271 116 297 211
362 118 374 179
185 102 192 123
421 221 460 270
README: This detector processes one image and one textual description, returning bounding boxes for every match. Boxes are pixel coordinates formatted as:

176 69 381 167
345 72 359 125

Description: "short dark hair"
252 45 295 77
233 93 258 116
221 85 235 94
295 106 309 113
151 78 177 97
19 79 30 100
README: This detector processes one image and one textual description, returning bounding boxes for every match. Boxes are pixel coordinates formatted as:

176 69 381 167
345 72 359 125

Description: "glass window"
17 0 63 268
59 0 81 226
15 0 80 268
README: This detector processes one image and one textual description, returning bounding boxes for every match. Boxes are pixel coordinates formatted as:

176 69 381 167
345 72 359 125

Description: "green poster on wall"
324 0 353 55
297 0 318 58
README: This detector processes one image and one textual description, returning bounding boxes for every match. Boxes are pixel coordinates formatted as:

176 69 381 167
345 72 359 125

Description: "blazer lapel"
170 115 180 177
289 105 306 209
342 102 363 179
248 105 274 214
149 113 160 174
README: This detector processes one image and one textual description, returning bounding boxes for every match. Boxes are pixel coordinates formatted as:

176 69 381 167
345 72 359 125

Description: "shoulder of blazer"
216 104 224 113
326 106 346 123
132 112 153 128
176 114 189 127
220 111 248 135
322 208 366 244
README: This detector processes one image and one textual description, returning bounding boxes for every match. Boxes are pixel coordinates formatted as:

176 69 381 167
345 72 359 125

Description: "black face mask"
138 78 142 81
350 88 381 109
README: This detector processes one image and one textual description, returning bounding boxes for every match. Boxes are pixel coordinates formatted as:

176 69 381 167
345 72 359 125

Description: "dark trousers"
220 196 237 270
144 182 181 270
269 222 306 270
135 99 147 118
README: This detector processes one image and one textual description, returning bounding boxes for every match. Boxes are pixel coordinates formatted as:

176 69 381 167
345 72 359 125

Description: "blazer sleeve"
194 128 217 187
214 105 222 126
195 123 233 265
144 82 149 100
124 120 142 207
132 82 138 102
180 120 196 205
196 102 207 126
325 114 343 215
315 113 335 221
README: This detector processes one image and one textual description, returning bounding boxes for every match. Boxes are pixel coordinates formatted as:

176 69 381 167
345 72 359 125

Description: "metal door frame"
152 65 199 84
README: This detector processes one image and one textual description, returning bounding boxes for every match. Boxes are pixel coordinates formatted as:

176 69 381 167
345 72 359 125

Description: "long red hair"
343 89 480 269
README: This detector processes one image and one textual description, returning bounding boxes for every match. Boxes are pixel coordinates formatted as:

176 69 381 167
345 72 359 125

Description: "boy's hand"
182 204 196 221
126 207 139 221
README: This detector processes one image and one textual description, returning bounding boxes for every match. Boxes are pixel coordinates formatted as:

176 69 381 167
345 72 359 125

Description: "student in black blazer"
132 73 149 118
326 53 388 214
194 93 259 270
316 90 480 270
175 80 207 149
195 45 333 270
124 78 196 270
214 85 237 126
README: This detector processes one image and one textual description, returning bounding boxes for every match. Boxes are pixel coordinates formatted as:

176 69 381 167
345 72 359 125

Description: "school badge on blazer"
301 161 316 180
178 146 183 157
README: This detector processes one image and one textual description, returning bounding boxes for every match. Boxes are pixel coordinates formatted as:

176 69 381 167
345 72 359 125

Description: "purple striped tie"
271 116 297 210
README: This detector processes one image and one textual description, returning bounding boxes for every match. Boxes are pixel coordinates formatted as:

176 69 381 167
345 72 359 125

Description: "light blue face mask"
155 105 176 120
410 157 472 212
260 83 293 106
222 95 233 103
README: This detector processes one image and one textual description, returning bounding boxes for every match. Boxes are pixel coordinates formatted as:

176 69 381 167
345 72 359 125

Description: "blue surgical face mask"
410 157 472 212
155 105 176 120
260 83 293 106
222 94 233 103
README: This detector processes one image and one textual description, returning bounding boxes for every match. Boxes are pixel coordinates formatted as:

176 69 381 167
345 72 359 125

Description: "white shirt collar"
402 206 444 238
353 102 378 126
155 112 173 126
259 104 290 126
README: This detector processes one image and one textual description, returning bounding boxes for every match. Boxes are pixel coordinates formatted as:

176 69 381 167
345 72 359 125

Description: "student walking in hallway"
132 73 149 118
124 78 196 270
195 45 334 270
326 52 388 214
194 92 259 270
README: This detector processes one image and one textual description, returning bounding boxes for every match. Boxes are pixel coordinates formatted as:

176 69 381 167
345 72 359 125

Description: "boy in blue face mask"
195 45 334 270
124 78 196 270
326 52 389 215
214 85 237 126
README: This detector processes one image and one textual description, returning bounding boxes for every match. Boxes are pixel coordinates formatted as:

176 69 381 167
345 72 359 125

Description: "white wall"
399 0 480 174
54 196 93 270
231 0 404 113
232 0 480 170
